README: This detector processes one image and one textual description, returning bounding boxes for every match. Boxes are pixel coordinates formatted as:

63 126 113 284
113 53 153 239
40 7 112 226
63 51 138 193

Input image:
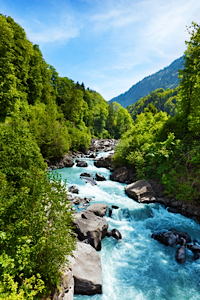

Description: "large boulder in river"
86 203 108 217
95 173 106 181
110 166 136 183
110 166 129 183
74 211 108 251
72 242 102 295
76 161 88 167
94 154 114 169
125 180 156 203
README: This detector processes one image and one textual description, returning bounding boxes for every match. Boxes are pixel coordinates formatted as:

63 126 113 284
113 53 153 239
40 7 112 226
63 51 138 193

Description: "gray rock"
125 180 156 203
110 166 130 183
71 196 91 205
95 173 106 181
72 242 102 295
110 166 136 183
62 155 75 167
86 203 108 217
74 211 108 251
52 267 74 300
94 155 114 169
80 172 93 178
69 186 79 194
76 161 88 167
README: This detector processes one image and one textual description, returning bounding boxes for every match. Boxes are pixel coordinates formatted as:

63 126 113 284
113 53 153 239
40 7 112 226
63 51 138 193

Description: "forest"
0 13 200 299
0 14 134 299
127 87 179 120
113 22 200 204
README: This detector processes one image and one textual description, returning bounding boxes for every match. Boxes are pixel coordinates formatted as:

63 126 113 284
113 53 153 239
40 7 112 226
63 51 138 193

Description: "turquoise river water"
53 152 200 300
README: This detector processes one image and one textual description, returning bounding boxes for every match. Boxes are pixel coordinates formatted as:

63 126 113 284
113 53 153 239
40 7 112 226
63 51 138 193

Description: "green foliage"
113 108 169 172
114 23 200 203
66 121 91 151
0 273 45 299
0 116 76 295
127 87 179 120
0 13 133 161
106 102 134 139
29 101 70 159
178 23 200 137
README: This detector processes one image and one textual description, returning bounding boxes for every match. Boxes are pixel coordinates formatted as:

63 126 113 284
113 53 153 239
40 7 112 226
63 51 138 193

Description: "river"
53 152 200 300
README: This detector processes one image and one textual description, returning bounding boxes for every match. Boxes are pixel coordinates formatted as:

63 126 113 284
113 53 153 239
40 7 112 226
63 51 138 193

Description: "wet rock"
80 172 94 178
125 180 156 203
86 203 108 217
187 240 200 260
95 173 106 181
112 205 119 209
80 176 97 186
94 155 114 169
110 166 136 183
46 155 74 170
108 208 112 217
105 231 112 237
72 242 102 295
111 229 122 240
168 207 180 214
69 186 79 194
74 211 108 251
151 230 191 247
175 238 186 264
151 231 178 247
76 161 88 167
106 229 122 240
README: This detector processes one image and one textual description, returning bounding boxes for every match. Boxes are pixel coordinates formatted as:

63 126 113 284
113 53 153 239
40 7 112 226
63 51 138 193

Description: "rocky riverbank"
49 138 200 299
46 139 118 171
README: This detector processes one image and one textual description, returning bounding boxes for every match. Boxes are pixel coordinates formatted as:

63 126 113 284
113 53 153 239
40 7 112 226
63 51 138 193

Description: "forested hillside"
0 14 134 298
110 56 184 108
127 87 179 120
113 22 200 204
0 14 133 159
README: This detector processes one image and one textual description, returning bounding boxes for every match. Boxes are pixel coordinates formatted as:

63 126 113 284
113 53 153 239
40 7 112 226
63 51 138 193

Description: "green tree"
29 101 70 159
178 22 200 137
0 114 76 294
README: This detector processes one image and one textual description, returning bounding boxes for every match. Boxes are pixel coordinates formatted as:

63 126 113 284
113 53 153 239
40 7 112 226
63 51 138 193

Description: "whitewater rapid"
53 152 200 300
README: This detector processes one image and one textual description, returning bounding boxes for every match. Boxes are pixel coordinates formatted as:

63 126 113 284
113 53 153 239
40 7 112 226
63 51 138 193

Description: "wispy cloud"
2 0 200 100
25 14 80 43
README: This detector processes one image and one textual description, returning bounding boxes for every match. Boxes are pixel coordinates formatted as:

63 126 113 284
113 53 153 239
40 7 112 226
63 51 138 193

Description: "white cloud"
25 14 80 43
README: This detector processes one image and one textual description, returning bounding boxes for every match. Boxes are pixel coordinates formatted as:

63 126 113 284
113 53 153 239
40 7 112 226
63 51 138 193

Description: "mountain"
109 56 184 108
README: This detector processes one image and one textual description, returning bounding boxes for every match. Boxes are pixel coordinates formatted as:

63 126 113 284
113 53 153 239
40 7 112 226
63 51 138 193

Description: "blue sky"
1 0 200 100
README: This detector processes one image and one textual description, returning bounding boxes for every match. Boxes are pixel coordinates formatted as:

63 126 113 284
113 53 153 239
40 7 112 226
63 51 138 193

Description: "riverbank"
51 149 200 300
47 138 200 224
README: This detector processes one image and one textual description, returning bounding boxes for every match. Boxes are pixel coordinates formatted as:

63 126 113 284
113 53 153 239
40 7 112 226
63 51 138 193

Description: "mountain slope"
109 56 184 108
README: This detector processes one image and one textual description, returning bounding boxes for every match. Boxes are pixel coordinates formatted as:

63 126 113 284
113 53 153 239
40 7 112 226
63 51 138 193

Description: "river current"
53 152 200 300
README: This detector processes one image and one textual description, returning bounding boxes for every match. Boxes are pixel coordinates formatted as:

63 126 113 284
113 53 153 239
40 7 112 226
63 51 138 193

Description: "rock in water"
125 180 156 203
111 229 122 240
86 203 108 217
175 238 186 264
76 161 88 167
69 185 79 194
74 211 108 251
95 173 106 181
72 242 102 295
